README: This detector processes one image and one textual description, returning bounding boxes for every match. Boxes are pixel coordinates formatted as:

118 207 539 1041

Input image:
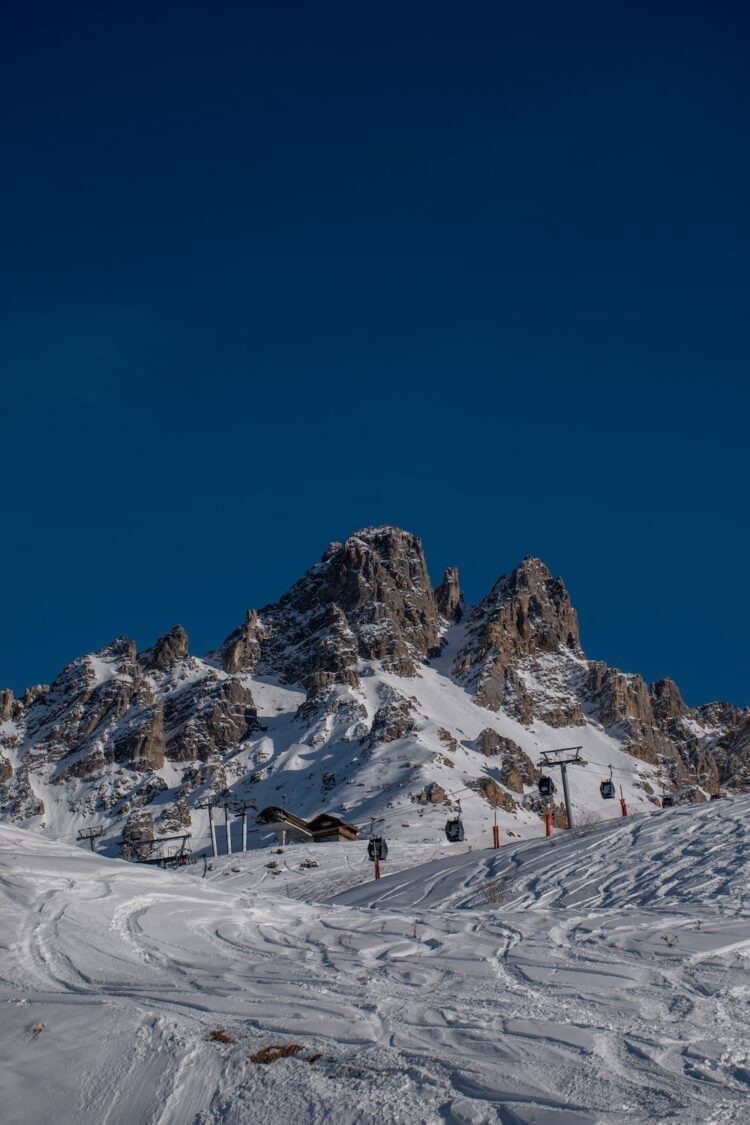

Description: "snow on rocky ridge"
1 526 748 859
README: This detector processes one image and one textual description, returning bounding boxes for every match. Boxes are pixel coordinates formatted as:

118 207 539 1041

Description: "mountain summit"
1 526 748 854
218 526 449 683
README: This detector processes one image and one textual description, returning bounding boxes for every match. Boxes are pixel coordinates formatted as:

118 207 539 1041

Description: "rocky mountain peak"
219 525 448 683
650 677 688 720
436 566 463 622
452 556 582 711
140 625 190 672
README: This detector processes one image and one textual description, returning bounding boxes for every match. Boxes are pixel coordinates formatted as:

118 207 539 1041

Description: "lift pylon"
536 747 587 830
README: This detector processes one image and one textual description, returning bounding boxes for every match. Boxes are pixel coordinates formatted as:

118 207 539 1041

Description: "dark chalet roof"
256 806 310 831
306 813 360 835
256 807 359 839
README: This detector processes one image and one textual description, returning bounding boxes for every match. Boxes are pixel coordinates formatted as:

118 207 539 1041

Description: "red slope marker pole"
545 807 552 837
374 857 381 880
620 787 628 818
492 810 500 848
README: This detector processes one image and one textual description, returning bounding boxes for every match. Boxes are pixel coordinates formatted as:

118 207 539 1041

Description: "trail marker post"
620 787 628 818
545 806 552 837
492 809 500 849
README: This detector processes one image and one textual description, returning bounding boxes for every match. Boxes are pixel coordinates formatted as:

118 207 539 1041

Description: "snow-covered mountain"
1 526 748 857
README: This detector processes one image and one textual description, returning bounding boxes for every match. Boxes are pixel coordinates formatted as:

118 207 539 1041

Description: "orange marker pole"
545 808 552 837
620 788 628 818
492 824 500 848
374 857 381 880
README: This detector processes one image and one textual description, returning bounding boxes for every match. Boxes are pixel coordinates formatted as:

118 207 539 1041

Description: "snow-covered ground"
2 798 750 1123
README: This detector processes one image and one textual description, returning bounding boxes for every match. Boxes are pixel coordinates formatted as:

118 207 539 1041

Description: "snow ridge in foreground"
3 796 750 1123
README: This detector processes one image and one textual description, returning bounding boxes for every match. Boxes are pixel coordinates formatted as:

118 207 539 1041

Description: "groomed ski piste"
2 798 750 1124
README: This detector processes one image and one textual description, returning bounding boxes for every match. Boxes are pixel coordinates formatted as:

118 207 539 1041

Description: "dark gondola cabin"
538 775 555 797
600 779 616 800
367 836 388 862
445 817 465 843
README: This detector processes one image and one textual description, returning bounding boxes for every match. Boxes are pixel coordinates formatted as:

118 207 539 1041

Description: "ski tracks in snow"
3 801 750 1122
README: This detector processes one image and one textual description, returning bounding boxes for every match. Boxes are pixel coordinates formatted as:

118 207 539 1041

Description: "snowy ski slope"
2 798 750 1123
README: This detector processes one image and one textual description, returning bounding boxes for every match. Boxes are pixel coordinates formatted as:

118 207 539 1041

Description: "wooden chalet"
257 806 359 845
306 813 360 842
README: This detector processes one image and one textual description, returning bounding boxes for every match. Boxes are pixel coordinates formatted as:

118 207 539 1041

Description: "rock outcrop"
0 690 17 722
218 527 449 682
453 557 582 711
435 566 463 623
139 625 189 672
468 777 518 811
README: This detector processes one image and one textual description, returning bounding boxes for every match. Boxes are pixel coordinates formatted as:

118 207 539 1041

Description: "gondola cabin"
367 836 388 862
600 779 616 800
538 775 555 797
445 817 465 843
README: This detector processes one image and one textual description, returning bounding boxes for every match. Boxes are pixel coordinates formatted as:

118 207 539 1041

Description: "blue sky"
1 2 748 705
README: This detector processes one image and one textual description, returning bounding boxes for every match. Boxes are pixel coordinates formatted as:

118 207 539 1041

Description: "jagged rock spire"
218 526 447 682
453 556 582 711
436 566 463 622
139 625 189 672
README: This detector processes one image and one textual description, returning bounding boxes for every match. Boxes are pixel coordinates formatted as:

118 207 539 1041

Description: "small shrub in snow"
570 813 602 838
480 878 509 905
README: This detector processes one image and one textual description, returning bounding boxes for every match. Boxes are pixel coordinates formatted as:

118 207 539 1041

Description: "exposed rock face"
454 557 582 711
159 798 191 834
1 627 259 828
435 566 463 623
367 689 416 745
220 611 263 674
0 755 12 784
218 527 448 682
415 782 447 804
476 729 508 756
468 777 517 811
714 711 750 788
0 690 16 722
0 764 44 820
162 676 259 761
499 744 539 793
121 810 156 859
473 732 538 792
437 728 459 754
139 625 189 672
111 705 166 771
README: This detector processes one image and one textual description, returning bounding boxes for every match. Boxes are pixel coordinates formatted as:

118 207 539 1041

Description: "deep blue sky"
2 2 748 706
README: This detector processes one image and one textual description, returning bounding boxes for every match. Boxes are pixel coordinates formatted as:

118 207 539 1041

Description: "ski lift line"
66 763 653 850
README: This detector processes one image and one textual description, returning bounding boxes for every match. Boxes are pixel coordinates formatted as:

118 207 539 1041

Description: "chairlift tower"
77 826 105 852
196 797 224 857
536 747 587 830
231 800 258 852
